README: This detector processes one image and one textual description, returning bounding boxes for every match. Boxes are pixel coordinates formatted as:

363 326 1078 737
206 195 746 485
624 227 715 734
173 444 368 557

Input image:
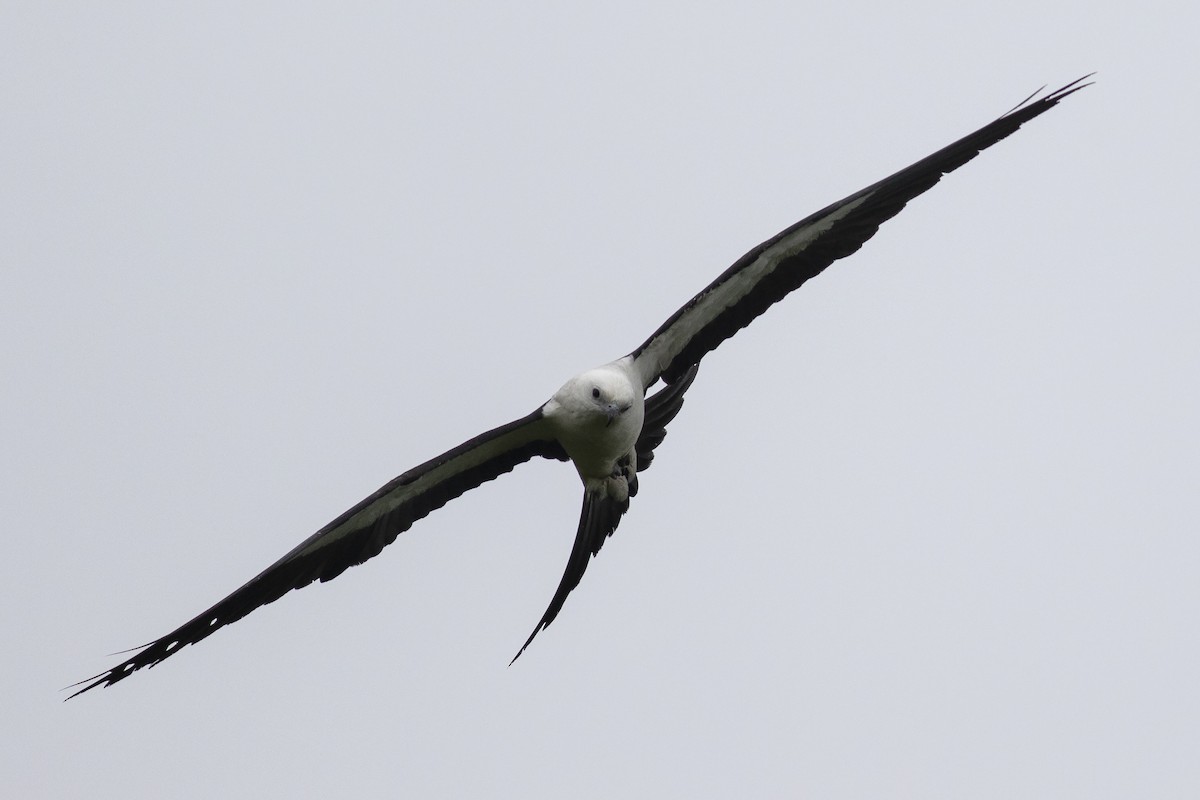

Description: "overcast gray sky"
4 2 1197 797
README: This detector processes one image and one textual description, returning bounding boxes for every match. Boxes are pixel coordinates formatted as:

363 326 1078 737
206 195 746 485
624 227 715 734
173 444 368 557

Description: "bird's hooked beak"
604 403 630 427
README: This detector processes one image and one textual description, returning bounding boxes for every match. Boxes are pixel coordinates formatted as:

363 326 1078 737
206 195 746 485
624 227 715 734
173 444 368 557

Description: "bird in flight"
70 76 1090 698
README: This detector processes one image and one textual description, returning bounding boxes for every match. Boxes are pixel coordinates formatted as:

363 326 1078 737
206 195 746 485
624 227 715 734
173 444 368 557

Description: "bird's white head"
550 366 639 429
543 363 645 480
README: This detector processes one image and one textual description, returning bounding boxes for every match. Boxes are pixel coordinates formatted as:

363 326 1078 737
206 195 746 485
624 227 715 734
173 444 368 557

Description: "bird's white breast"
543 359 645 481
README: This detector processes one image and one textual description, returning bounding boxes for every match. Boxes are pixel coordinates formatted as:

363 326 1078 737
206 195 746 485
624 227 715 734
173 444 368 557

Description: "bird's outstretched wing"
510 366 698 663
630 76 1092 388
69 410 567 698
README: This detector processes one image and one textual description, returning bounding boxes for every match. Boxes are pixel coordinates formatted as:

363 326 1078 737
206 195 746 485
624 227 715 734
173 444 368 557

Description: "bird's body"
545 360 644 487
70 77 1090 698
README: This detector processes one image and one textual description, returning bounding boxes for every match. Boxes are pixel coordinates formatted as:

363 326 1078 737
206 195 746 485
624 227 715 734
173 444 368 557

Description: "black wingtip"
1004 74 1094 117
1045 73 1096 101
63 669 119 701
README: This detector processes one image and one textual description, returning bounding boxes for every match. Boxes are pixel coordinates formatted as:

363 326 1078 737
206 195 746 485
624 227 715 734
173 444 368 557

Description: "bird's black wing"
630 76 1091 388
70 409 567 697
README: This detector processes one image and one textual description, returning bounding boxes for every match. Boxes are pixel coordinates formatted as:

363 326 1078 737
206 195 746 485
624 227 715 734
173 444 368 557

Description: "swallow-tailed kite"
70 77 1089 697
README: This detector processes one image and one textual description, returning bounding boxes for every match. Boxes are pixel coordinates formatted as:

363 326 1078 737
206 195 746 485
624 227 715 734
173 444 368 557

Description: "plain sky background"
3 2 1197 797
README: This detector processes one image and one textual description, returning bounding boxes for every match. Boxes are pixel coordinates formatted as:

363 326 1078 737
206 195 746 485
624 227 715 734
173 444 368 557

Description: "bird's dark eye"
591 387 600 399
